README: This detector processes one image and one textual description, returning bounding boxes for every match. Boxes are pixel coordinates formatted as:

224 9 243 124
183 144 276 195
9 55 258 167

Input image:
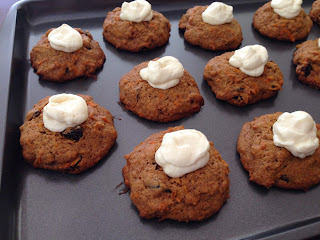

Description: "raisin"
232 95 243 101
60 126 83 142
303 63 312 77
164 188 172 193
280 175 289 182
32 110 41 118
65 67 69 73
136 88 141 102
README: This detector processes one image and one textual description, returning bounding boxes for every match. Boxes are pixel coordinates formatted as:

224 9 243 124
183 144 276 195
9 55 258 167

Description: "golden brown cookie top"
123 126 230 221
179 5 242 51
309 0 320 24
102 8 171 52
293 39 320 89
119 59 204 122
30 28 105 82
203 51 283 106
19 95 117 174
237 112 320 190
253 2 313 42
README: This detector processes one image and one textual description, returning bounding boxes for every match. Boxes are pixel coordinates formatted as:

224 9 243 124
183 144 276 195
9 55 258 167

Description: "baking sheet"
0 0 320 239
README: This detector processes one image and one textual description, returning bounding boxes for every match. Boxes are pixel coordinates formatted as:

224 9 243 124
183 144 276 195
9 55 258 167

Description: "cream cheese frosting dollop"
202 2 234 25
48 24 83 53
120 0 153 22
140 56 184 90
229 45 268 77
273 111 319 158
271 0 302 19
155 129 210 178
43 94 88 132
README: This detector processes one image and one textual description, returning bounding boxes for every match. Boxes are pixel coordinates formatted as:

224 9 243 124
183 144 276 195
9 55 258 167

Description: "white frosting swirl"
155 129 210 178
318 38 320 48
229 45 268 77
273 111 319 158
202 2 233 25
271 0 302 19
43 94 88 132
120 0 153 22
48 24 83 53
140 56 184 90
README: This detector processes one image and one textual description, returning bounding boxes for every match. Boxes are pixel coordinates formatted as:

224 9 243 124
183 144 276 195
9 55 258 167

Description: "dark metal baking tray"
0 0 320 239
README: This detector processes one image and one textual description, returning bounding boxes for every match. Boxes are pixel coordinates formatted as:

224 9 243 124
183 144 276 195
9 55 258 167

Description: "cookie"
102 8 171 52
119 59 204 122
19 95 117 174
253 2 312 42
293 39 320 88
237 112 320 190
179 6 242 51
122 126 230 221
30 28 105 82
309 0 320 25
203 51 283 106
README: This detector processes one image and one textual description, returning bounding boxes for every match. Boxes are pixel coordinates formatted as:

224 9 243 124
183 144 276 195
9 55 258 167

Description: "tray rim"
0 0 319 239
0 0 22 188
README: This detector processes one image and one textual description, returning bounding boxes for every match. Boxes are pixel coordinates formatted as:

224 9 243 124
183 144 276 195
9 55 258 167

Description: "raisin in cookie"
123 126 230 221
19 95 117 174
237 112 320 190
103 8 170 52
203 51 283 106
293 39 320 88
179 5 242 51
253 2 312 42
119 59 204 122
30 28 105 82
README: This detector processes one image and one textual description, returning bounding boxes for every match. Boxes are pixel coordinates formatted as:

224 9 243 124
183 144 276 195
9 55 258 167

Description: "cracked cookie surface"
122 126 230 221
19 95 117 174
237 112 320 190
